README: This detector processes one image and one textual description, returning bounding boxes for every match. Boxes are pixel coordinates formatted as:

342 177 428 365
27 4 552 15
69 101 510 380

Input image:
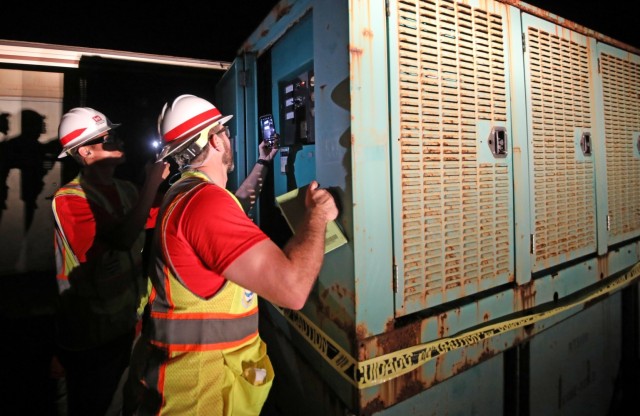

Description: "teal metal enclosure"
222 0 640 414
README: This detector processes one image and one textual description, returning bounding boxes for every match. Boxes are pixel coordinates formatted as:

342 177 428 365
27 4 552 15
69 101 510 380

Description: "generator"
218 0 640 415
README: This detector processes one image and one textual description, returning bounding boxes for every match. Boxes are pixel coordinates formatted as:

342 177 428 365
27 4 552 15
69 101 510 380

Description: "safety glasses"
84 130 120 146
209 125 230 139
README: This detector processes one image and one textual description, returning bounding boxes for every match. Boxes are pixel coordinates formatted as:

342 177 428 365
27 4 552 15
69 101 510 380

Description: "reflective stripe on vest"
145 310 258 349
147 171 259 351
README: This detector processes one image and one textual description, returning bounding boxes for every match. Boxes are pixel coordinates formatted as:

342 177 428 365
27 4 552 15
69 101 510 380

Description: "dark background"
0 1 638 62
0 2 282 62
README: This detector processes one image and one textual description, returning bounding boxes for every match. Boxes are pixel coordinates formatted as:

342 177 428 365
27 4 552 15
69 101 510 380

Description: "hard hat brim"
58 122 121 158
157 114 233 162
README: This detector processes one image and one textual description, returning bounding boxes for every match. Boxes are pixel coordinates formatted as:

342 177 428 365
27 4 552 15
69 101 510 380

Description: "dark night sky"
0 1 638 61
521 0 639 49
0 2 282 62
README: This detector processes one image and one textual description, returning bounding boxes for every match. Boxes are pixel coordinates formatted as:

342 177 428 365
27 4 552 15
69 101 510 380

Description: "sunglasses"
84 131 120 146
209 125 230 138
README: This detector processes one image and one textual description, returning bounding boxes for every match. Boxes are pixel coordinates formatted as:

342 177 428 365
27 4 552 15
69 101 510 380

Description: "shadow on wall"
0 109 60 233
0 108 62 415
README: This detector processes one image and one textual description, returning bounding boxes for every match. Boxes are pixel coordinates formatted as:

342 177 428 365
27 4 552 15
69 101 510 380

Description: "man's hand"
305 180 339 224
146 160 170 187
258 137 279 162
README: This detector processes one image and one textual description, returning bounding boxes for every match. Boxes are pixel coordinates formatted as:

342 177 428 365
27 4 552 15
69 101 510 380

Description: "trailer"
0 40 229 414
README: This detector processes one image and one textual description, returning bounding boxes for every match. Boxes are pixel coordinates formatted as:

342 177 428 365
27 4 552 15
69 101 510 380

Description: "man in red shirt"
51 107 169 416
124 94 338 415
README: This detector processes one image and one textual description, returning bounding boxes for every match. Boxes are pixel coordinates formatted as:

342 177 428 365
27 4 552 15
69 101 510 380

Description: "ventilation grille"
526 27 595 268
395 0 510 307
601 53 640 240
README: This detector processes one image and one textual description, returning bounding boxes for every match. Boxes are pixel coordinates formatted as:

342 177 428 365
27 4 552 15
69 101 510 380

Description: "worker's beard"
222 138 235 173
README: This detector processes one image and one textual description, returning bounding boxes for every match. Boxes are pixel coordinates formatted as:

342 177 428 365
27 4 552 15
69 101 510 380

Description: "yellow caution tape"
275 262 640 389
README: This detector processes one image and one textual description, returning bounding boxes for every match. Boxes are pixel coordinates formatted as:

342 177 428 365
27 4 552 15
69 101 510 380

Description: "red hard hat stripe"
60 128 87 147
165 107 221 142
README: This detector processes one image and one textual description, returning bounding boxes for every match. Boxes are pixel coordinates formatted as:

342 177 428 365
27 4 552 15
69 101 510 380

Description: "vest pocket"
229 345 274 415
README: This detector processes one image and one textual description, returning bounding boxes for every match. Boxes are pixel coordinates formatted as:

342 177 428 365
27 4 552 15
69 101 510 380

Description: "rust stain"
395 377 426 403
450 345 501 375
438 312 449 338
516 280 536 310
273 2 294 21
362 28 374 38
379 320 421 353
318 284 356 335
320 282 351 300
240 2 295 52
597 255 609 281
356 322 369 342
361 373 426 415
360 398 385 416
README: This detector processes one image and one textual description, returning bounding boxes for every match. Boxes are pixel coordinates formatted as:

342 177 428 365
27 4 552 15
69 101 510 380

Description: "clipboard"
275 185 347 254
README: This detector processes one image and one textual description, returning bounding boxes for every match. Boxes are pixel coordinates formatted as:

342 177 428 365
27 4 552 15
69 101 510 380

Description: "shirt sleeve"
54 194 100 263
145 192 163 229
185 185 268 272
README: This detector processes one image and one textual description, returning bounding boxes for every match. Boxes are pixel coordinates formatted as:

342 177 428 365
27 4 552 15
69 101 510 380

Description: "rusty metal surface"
390 0 514 316
600 51 640 244
522 17 598 272
238 0 313 57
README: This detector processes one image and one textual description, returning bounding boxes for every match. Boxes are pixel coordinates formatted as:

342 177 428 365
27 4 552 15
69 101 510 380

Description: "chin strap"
175 129 212 170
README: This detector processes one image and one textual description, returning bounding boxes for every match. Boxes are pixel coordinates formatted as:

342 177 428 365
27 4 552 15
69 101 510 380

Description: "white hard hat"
57 107 120 158
156 94 233 162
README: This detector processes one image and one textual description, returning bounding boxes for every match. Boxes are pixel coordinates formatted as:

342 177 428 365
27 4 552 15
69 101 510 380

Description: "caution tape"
275 261 640 389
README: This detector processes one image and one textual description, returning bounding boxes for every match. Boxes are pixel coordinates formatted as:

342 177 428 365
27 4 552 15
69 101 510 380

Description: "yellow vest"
52 173 147 350
133 171 273 416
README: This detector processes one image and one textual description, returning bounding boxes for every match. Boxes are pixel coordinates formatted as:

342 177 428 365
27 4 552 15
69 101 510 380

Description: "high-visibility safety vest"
52 173 148 350
130 171 273 416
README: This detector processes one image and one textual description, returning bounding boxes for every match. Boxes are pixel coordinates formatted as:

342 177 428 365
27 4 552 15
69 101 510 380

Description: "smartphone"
259 114 278 148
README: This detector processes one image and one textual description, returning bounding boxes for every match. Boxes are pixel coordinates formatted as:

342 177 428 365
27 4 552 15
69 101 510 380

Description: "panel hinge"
522 32 526 53
393 263 398 293
530 233 535 254
597 57 601 74
607 214 611 231
238 70 247 87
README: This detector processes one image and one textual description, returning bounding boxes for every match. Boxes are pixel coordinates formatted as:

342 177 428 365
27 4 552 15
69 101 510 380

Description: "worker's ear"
77 145 91 158
209 134 223 152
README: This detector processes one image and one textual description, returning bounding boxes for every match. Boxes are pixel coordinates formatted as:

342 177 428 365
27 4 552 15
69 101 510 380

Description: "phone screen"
259 114 277 147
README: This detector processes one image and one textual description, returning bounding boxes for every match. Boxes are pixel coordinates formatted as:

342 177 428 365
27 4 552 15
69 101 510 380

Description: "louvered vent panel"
527 27 595 269
601 53 640 241
396 0 509 306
